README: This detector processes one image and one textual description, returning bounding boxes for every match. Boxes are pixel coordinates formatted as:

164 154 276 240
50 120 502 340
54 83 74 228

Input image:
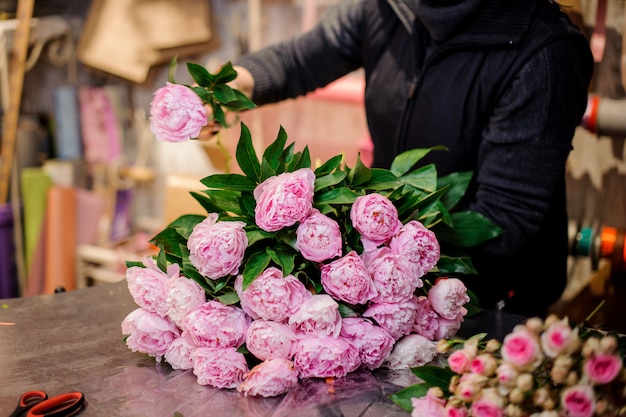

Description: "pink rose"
584 353 623 384
164 335 195 370
182 300 249 348
455 373 487 402
384 334 437 369
288 294 342 338
126 256 176 317
390 220 440 275
363 297 419 340
149 82 207 143
296 209 343 262
292 335 361 378
165 275 206 327
187 214 248 280
428 277 469 320
236 267 311 321
192 347 248 389
501 328 542 370
121 308 180 361
540 317 579 358
470 388 505 417
320 251 377 305
253 168 315 232
350 193 402 251
410 389 446 417
447 348 474 374
340 317 395 370
495 362 519 387
237 358 299 397
246 320 297 361
561 384 596 417
470 354 498 376
363 247 416 303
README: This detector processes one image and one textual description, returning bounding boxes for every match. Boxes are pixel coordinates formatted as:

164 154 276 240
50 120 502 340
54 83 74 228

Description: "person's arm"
469 39 592 256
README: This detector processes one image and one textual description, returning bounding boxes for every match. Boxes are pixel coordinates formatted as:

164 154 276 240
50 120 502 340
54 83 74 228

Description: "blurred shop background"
0 0 624 332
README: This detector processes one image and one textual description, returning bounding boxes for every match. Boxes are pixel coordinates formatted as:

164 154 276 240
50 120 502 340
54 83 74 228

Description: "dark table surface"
0 281 526 417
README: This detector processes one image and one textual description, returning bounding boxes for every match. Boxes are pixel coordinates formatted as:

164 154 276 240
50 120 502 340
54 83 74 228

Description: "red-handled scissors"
9 390 85 417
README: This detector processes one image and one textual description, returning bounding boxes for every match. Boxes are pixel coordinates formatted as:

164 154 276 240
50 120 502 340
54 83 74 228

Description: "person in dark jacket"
214 0 594 318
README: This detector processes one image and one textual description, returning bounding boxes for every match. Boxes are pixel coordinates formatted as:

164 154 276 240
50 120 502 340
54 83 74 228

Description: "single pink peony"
288 294 342 338
363 247 416 303
253 168 315 232
121 308 180 361
384 334 437 369
245 320 297 361
187 214 248 280
149 82 207 143
363 297 419 340
192 346 249 389
296 209 343 262
584 353 623 384
412 296 440 340
292 335 361 378
560 384 596 417
126 256 176 317
428 277 469 320
350 193 401 251
182 300 249 348
340 317 395 370
390 220 440 275
235 267 311 322
320 251 377 305
165 275 206 327
237 358 299 397
164 335 196 370
434 316 463 340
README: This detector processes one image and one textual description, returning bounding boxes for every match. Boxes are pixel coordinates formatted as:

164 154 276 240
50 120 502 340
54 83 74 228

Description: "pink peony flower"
236 267 311 322
584 353 623 384
390 220 440 275
253 168 315 232
363 247 416 303
434 316 463 341
187 214 248 280
410 388 447 417
384 334 437 369
350 193 402 251
182 300 249 348
560 384 596 417
296 209 343 262
126 256 176 317
245 320 297 361
165 275 206 327
121 308 180 361
237 358 299 397
363 297 419 340
192 347 248 389
340 317 395 370
149 82 207 143
164 335 196 370
292 335 361 378
501 328 543 370
320 251 377 305
428 277 469 321
288 294 342 338
540 317 579 358
412 296 440 340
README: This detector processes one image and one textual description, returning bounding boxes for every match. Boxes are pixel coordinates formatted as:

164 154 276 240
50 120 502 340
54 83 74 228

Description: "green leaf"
157 250 167 273
213 83 237 104
242 250 271 290
338 303 358 318
389 383 430 411
262 126 288 172
200 190 244 215
360 168 402 190
267 245 296 276
167 57 178 83
435 254 477 275
217 291 240 305
212 102 227 127
390 146 447 177
433 211 503 247
411 365 456 391
236 123 261 181
125 260 144 268
246 228 273 246
212 61 238 84
314 154 343 176
314 171 347 192
400 164 437 192
347 155 372 186
187 62 214 88
315 187 361 205
200 173 257 191
438 171 472 210
222 90 257 111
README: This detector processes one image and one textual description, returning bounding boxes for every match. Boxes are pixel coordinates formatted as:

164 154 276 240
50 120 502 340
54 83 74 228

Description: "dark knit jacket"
235 0 593 317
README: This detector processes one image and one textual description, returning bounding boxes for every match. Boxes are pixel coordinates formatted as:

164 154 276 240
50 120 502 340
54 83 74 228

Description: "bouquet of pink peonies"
390 312 626 416
120 61 502 397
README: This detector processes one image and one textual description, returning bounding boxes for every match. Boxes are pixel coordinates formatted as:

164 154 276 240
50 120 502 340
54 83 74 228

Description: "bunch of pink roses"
121 61 503 397
391 314 626 417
